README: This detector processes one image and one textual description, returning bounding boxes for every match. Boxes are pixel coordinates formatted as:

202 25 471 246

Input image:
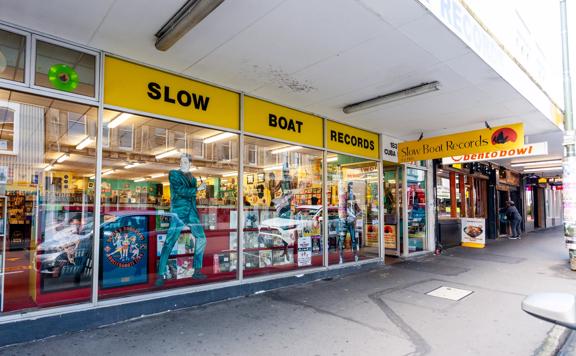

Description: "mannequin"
157 154 207 284
338 182 362 263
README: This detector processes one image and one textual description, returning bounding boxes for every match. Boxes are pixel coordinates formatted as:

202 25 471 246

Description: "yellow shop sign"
326 121 379 159
244 97 323 147
398 123 524 163
104 56 239 130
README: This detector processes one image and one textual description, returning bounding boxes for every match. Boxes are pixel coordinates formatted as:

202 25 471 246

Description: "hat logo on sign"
491 128 517 145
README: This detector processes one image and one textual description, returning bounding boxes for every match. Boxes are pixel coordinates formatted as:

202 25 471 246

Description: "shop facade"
0 24 440 326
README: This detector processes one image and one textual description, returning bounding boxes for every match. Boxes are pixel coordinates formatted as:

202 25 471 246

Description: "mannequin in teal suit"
157 154 207 284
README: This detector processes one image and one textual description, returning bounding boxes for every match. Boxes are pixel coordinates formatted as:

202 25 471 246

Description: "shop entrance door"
497 190 509 236
383 166 400 256
0 196 7 312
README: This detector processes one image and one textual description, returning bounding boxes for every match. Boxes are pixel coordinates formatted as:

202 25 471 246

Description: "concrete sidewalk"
1 227 574 356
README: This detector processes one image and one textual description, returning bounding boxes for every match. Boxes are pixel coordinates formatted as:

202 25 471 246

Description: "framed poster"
257 173 265 183
101 226 149 288
247 174 254 184
461 218 485 248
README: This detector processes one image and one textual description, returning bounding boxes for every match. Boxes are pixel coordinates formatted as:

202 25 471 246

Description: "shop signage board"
326 120 379 159
381 134 400 163
461 218 486 248
398 123 524 163
104 56 240 130
244 96 323 147
442 142 548 164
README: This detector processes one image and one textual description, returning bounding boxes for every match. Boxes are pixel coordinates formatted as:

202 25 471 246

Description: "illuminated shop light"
125 162 143 169
263 165 283 171
203 132 234 144
134 177 146 182
56 153 70 163
326 156 338 162
221 172 237 177
523 166 562 172
155 148 180 160
107 113 132 128
271 146 302 154
43 164 53 172
102 169 115 176
150 173 165 179
511 159 563 167
75 136 94 150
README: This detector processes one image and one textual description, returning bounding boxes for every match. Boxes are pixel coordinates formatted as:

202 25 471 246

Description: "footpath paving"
1 227 574 356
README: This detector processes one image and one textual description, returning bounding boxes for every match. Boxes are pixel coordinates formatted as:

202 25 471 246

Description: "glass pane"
35 40 96 97
327 154 379 265
0 105 15 152
242 137 323 276
0 28 26 83
98 110 239 299
383 169 398 250
407 168 426 252
0 89 96 313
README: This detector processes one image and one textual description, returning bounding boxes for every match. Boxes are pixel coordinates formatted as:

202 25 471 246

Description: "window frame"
31 34 100 101
0 100 20 155
0 24 31 87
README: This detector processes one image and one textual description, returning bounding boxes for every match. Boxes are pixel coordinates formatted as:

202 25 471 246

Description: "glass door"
383 167 400 256
0 196 7 312
406 168 427 253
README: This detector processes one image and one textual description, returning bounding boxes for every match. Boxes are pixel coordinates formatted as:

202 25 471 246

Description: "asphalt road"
1 227 574 356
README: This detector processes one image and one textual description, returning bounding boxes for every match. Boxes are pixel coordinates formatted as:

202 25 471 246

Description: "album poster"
101 226 148 289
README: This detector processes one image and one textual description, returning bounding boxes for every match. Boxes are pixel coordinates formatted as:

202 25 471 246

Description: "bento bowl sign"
398 123 524 163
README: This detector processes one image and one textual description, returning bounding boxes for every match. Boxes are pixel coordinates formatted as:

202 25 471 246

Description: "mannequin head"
180 153 192 172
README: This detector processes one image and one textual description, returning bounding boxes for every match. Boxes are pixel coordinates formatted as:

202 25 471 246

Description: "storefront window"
327 155 379 264
242 137 323 276
35 40 96 97
98 110 239 299
0 28 26 83
0 89 96 313
407 168 426 252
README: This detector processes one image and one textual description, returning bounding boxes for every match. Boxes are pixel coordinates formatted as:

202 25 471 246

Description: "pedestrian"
504 201 522 239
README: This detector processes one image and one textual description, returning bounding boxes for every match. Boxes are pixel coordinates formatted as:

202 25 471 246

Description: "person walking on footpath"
505 201 523 239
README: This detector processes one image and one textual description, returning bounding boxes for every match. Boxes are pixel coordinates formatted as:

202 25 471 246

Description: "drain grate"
426 286 473 301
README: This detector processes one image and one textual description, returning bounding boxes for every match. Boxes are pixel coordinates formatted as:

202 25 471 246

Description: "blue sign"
101 226 148 289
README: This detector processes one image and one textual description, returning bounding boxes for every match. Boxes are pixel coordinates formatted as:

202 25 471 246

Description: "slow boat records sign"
102 226 148 288
398 123 524 163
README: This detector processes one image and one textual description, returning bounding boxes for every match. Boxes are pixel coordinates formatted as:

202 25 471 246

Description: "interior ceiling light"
150 173 166 179
343 81 440 114
221 172 237 177
155 148 180 160
56 153 70 163
102 169 115 176
125 162 143 169
524 166 562 172
155 0 225 51
134 177 146 183
107 113 133 129
43 164 53 172
263 165 283 171
75 136 94 150
327 156 338 162
511 159 563 167
271 146 302 154
203 132 234 144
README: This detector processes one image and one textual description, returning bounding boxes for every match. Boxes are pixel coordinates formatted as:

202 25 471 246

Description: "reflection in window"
242 137 323 276
0 89 96 313
0 28 26 83
97 110 239 299
0 101 18 153
327 155 379 265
